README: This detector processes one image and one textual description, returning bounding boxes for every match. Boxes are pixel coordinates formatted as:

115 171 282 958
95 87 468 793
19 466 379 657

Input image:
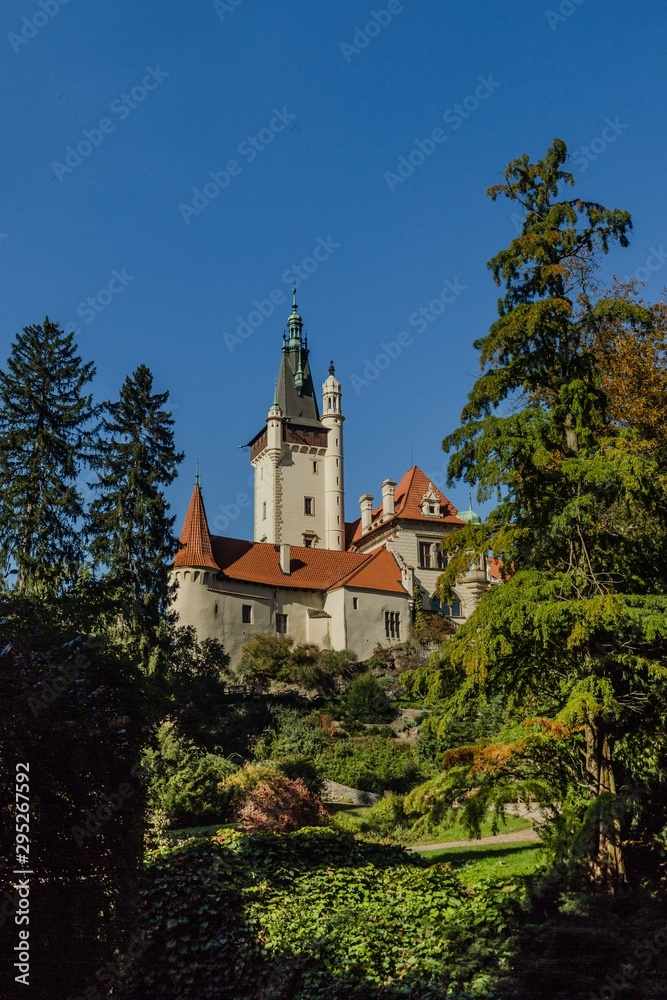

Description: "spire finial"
329 359 335 376
292 276 297 311
195 461 201 487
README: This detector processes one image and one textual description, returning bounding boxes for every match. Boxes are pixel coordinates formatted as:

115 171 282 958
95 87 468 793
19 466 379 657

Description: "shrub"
238 635 359 694
116 828 520 999
237 773 328 832
253 707 328 760
142 722 237 828
315 735 425 793
343 671 395 722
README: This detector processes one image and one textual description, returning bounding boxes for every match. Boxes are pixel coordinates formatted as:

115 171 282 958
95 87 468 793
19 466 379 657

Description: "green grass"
330 802 532 846
417 841 543 885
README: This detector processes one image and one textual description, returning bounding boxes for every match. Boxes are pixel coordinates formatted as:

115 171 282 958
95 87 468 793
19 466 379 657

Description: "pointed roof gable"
328 546 405 593
173 483 221 571
348 465 463 546
276 349 322 425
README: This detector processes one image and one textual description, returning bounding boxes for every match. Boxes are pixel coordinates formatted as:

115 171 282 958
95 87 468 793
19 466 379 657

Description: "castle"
172 290 497 666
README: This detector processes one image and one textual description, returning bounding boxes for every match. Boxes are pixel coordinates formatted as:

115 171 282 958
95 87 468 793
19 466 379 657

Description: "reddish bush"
236 773 328 832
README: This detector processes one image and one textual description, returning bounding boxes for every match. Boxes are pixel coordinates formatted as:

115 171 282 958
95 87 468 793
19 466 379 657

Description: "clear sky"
2 0 666 539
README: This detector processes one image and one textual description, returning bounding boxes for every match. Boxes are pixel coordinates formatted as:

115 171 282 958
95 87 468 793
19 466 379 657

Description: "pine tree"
0 317 97 594
89 364 183 663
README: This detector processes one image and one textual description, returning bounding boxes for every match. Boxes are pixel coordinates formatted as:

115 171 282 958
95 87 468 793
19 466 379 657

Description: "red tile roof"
487 557 503 581
207 535 407 594
329 546 406 593
349 466 463 546
173 483 221 571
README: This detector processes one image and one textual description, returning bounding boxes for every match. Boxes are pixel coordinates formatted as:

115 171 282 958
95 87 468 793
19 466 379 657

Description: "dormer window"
421 486 441 517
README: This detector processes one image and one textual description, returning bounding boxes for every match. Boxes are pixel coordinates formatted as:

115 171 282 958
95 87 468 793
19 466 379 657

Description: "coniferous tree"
421 140 667 884
88 364 183 664
0 317 97 595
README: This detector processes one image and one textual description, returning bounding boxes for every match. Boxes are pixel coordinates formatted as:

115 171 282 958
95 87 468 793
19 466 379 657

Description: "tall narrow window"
262 501 267 520
353 597 359 610
304 497 315 515
384 611 401 639
276 613 288 634
313 461 318 473
418 542 431 569
242 605 253 624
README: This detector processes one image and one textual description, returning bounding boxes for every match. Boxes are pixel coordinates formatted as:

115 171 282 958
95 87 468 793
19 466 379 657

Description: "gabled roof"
328 546 405 594
173 483 221 571
206 535 407 594
349 466 463 546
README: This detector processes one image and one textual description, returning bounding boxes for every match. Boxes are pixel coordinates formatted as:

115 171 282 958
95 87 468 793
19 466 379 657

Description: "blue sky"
2 0 666 539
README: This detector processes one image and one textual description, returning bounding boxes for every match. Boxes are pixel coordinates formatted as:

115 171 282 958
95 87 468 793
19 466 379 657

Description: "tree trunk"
584 722 626 885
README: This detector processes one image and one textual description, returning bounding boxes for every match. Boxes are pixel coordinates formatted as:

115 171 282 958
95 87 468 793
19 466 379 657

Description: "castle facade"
172 291 495 666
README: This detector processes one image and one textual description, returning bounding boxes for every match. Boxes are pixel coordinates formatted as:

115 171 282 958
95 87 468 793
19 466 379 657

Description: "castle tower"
321 361 345 550
248 288 337 548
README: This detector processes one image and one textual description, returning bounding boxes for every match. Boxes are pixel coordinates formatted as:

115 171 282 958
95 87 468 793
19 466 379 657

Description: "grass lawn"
330 802 532 845
418 841 543 885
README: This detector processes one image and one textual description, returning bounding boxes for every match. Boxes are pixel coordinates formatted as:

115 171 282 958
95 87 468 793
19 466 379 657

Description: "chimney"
359 494 373 532
381 478 396 519
279 543 291 574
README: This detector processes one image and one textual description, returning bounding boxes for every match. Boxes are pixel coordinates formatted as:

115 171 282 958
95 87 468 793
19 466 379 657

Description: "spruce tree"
89 364 183 663
0 317 97 594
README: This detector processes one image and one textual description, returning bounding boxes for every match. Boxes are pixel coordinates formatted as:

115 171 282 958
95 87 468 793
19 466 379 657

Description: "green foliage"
253 706 329 761
160 624 232 739
315 735 425 794
343 671 395 722
0 317 98 594
426 139 667 882
88 364 183 666
238 634 359 694
117 828 522 999
142 722 237 829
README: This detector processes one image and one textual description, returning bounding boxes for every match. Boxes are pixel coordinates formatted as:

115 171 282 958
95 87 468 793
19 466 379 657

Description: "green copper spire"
287 282 303 345
458 491 482 525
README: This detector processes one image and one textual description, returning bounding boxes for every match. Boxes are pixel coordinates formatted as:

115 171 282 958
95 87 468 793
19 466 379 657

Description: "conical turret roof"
173 481 221 570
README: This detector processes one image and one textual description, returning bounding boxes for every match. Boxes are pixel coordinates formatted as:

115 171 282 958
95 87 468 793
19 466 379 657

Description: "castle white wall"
278 446 328 546
355 519 470 617
171 570 410 669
